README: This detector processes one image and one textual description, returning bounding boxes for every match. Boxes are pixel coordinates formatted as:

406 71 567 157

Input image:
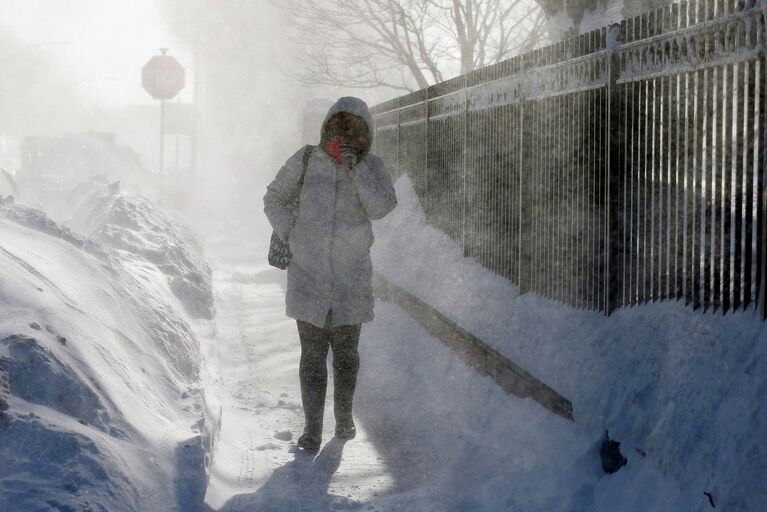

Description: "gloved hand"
340 143 359 168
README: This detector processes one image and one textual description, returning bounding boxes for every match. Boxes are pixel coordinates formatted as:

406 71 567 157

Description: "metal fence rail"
371 0 767 319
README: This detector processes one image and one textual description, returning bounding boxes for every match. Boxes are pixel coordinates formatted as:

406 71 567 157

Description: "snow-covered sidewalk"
198 171 766 511
202 222 394 511
198 219 606 512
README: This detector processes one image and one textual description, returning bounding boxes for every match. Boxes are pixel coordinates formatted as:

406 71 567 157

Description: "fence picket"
631 78 640 305
760 50 767 320
653 73 661 302
744 59 755 310
713 62 722 313
722 63 733 313
669 13 678 302
685 71 696 306
693 68 704 309
568 91 576 305
734 61 745 310
705 63 715 312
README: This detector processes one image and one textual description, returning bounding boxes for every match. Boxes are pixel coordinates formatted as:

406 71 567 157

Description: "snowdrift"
68 191 215 321
370 175 767 511
0 196 216 511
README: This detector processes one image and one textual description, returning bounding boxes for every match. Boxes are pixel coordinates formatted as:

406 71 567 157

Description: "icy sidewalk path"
202 261 394 511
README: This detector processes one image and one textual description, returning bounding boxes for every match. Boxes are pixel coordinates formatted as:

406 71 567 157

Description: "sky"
0 0 194 107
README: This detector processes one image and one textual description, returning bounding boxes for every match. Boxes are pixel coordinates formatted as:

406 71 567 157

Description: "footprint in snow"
274 430 292 441
256 442 281 451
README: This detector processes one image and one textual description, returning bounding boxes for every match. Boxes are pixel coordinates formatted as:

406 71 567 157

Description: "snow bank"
369 175 767 511
69 190 215 320
0 200 216 511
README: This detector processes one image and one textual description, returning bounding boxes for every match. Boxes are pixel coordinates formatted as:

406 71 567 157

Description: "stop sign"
142 50 185 100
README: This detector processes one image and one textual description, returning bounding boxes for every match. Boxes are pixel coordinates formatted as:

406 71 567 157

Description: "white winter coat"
263 97 398 328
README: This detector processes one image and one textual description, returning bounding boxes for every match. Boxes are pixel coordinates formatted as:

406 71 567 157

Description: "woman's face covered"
323 112 371 159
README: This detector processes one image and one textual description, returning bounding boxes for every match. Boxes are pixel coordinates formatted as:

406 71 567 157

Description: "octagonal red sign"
142 52 185 100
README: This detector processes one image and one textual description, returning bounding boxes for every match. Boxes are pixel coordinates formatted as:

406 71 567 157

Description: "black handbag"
268 145 314 269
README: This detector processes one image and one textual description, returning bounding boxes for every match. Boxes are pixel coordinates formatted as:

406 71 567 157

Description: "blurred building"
20 132 146 184
0 168 17 198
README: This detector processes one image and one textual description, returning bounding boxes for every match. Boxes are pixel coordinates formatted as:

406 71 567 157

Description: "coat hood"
320 96 375 156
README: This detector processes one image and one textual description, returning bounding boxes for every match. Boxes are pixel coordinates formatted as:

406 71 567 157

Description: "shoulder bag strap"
298 144 314 189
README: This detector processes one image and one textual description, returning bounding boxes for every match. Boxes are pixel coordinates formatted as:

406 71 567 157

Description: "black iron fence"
371 0 767 318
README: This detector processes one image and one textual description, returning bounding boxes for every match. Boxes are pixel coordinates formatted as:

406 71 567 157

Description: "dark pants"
296 311 361 436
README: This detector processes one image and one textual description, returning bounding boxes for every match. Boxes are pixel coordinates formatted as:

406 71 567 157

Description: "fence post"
519 54 533 294
463 81 469 257
760 1 767 320
396 107 400 178
605 23 624 315
423 95 428 214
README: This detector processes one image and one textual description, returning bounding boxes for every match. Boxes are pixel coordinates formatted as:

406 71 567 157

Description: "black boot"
330 324 361 440
335 418 356 440
297 431 322 452
297 319 331 452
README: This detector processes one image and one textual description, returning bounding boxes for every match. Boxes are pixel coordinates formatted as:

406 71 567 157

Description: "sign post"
160 98 165 185
142 48 185 192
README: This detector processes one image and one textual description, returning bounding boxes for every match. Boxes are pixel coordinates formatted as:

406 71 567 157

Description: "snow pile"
0 201 216 511
68 190 215 320
369 175 767 511
0 198 107 260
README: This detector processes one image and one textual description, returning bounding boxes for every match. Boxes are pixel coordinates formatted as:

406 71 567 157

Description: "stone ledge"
373 274 574 421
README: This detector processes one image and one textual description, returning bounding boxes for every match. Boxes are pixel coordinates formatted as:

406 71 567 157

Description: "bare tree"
277 0 547 92
157 0 547 174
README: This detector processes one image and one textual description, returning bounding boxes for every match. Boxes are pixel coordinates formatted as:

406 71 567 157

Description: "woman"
263 96 397 452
